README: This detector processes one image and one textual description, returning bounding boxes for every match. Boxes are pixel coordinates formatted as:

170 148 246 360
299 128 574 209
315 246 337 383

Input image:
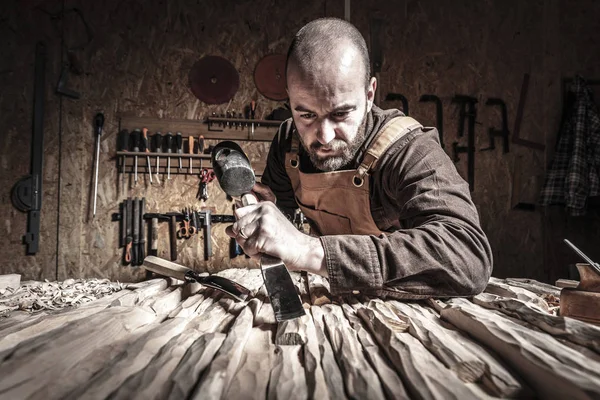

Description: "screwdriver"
198 135 205 171
131 128 141 183
176 132 183 170
250 100 256 138
142 128 152 183
165 132 173 180
117 129 129 194
188 135 194 174
92 112 104 217
154 132 162 182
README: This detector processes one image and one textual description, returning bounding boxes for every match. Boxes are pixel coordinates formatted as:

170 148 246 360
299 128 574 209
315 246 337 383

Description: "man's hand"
225 200 327 276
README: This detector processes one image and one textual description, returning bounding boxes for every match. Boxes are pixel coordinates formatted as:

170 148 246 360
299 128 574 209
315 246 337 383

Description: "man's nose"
316 119 336 145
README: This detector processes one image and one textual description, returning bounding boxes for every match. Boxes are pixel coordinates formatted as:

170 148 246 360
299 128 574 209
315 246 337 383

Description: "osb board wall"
0 0 593 283
542 0 600 283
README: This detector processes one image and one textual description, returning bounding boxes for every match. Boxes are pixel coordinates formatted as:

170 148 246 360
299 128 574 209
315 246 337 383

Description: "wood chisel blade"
261 254 306 322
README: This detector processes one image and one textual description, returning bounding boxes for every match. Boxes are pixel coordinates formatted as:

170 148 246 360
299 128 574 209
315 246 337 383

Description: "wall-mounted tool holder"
481 98 510 153
120 115 282 142
451 95 478 192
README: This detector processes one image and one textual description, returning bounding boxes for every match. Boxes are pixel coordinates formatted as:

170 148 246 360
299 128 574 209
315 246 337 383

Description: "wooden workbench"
1 269 599 399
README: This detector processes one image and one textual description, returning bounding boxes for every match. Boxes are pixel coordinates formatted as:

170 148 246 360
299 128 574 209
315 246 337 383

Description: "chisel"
117 129 129 193
139 197 145 265
92 112 104 217
143 256 251 301
132 197 139 266
142 128 152 183
131 129 141 183
176 132 183 170
188 135 194 174
165 132 173 180
154 132 162 182
124 198 133 265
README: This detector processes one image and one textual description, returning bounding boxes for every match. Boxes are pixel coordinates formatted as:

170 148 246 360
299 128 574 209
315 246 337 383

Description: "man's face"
287 50 376 171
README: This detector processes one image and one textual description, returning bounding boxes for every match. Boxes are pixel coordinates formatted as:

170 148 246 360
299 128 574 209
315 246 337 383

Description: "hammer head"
211 141 256 197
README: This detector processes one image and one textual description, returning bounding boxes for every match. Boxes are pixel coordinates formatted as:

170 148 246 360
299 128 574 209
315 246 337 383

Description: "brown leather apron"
285 116 422 236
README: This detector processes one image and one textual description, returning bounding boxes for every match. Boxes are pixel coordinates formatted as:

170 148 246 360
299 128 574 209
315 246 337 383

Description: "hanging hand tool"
124 198 133 265
201 209 212 260
250 100 256 138
154 132 162 182
142 128 152 183
132 197 140 266
165 132 173 180
419 94 444 148
198 168 216 201
188 135 194 174
91 113 104 217
130 129 141 183
176 132 183 170
197 135 205 172
143 256 251 302
190 209 199 237
212 141 305 321
166 212 179 261
150 217 158 257
177 208 196 239
138 197 146 265
481 98 510 153
117 129 129 193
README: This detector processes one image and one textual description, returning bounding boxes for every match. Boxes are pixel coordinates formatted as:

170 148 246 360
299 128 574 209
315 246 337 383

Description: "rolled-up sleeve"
321 129 493 298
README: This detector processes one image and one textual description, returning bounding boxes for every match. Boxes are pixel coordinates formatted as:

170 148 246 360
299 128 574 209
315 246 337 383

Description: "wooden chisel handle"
150 217 158 257
143 255 189 281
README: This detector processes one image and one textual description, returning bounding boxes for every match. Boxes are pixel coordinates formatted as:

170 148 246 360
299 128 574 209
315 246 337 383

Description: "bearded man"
226 18 492 298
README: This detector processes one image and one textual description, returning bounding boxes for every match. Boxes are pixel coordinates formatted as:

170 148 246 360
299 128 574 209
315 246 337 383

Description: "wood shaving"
0 278 125 317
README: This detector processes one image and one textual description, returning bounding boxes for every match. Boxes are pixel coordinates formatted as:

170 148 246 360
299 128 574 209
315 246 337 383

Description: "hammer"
212 141 305 321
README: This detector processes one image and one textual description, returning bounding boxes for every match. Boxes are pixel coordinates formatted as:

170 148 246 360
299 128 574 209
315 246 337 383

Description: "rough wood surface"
2 271 600 399
442 298 600 399
0 306 159 399
0 274 20 291
341 300 410 399
387 299 528 397
191 304 255 399
485 277 550 311
474 292 600 353
356 300 480 400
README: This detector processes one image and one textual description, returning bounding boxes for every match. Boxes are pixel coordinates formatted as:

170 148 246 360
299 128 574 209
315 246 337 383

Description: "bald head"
286 18 371 89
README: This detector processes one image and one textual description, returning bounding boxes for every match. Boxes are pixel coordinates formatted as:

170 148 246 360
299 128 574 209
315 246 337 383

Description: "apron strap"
355 116 422 182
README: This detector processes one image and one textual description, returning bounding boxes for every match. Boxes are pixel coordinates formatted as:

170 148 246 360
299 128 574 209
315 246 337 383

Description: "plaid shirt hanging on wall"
540 75 600 216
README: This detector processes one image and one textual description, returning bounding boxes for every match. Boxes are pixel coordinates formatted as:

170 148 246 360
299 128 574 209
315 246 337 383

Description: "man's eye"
300 113 315 119
332 111 349 118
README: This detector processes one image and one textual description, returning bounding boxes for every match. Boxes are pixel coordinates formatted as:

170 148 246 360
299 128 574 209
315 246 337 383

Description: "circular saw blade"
254 54 287 101
189 56 239 104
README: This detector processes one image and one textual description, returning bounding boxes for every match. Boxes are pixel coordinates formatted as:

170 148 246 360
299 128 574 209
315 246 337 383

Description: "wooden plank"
0 306 159 399
341 300 410 399
485 277 550 311
110 328 211 400
161 332 227 400
0 289 134 357
321 303 387 399
225 325 273 400
386 299 528 397
139 287 183 317
355 300 480 400
0 274 20 291
442 298 600 399
504 278 562 298
191 304 255 399
556 279 580 289
473 292 600 353
120 115 279 142
310 306 349 400
268 345 308 400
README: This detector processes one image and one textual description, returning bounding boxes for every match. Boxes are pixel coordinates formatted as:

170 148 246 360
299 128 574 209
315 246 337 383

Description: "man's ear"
366 76 377 112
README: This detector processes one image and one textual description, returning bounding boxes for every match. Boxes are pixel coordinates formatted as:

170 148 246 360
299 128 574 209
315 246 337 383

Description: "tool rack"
116 151 267 177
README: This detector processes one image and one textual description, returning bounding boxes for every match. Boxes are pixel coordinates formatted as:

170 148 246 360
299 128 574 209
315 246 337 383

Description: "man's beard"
301 109 368 172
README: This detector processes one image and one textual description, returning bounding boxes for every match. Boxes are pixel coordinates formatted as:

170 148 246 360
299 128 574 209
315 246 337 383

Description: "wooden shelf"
119 115 282 142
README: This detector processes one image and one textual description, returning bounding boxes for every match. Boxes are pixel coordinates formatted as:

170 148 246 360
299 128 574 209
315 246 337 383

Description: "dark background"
1 0 598 284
